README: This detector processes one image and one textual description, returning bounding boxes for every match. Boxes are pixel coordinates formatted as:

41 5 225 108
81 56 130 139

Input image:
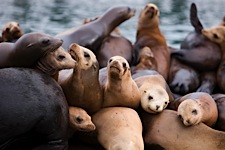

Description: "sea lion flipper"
190 3 203 33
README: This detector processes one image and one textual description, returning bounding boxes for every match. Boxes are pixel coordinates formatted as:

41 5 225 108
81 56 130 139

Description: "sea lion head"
69 107 96 132
35 46 77 75
177 99 202 126
107 56 130 80
141 88 169 113
202 26 225 44
2 21 23 42
69 43 98 71
138 3 160 28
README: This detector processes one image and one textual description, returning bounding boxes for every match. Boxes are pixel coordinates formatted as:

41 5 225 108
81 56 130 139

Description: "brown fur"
58 44 103 115
202 26 225 92
2 21 23 42
92 107 144 150
133 3 170 80
141 109 225 150
99 56 141 109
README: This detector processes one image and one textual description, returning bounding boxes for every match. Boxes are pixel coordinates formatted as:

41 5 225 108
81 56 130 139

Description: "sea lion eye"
109 59 112 63
165 101 168 105
148 95 153 100
213 33 219 39
84 52 90 58
5 27 10 32
76 117 83 123
122 62 126 68
58 55 65 60
42 39 50 45
192 109 197 115
178 114 183 121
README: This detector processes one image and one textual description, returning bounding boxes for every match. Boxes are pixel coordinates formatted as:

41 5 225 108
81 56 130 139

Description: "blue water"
1 0 225 48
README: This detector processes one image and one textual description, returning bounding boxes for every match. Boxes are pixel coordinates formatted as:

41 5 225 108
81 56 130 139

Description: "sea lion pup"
169 47 200 95
175 92 218 127
211 94 225 131
34 46 76 80
0 32 63 68
92 107 144 150
141 109 225 150
1 21 23 42
68 106 96 140
133 70 174 113
56 6 136 52
133 3 170 80
99 56 140 109
0 68 68 150
58 43 103 115
202 26 225 92
171 3 221 72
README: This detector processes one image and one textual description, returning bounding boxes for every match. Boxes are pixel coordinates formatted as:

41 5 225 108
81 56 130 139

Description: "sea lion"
58 43 103 115
169 48 200 95
99 56 140 109
211 94 225 131
202 26 225 92
175 92 218 127
1 21 23 42
96 34 133 68
134 71 174 113
92 107 144 150
69 106 96 132
141 109 225 150
133 3 170 80
171 3 221 72
34 46 76 80
0 32 63 68
132 46 157 73
56 6 136 52
0 68 68 150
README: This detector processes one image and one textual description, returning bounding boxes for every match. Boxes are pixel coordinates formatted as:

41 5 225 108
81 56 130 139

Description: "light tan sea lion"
176 92 218 127
133 3 170 80
1 21 23 42
99 56 140 109
58 43 103 115
134 72 174 113
92 107 144 150
141 109 225 150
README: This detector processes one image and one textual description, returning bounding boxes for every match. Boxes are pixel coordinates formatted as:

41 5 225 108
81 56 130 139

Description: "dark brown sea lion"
133 3 170 80
0 68 68 150
56 6 136 52
141 109 225 150
1 21 23 42
96 33 133 68
0 32 63 68
171 3 221 72
211 94 225 131
169 47 200 95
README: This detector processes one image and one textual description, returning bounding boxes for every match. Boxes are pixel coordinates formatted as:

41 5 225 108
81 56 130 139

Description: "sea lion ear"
27 43 35 48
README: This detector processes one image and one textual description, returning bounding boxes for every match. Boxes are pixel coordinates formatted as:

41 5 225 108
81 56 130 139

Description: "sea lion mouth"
110 65 120 73
69 50 79 62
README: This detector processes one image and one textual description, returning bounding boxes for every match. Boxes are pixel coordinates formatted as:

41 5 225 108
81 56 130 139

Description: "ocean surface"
1 0 225 48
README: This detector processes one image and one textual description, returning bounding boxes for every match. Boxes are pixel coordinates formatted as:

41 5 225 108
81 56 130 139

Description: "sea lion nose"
156 105 160 110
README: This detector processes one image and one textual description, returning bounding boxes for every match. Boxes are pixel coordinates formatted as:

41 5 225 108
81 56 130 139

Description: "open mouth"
70 50 79 62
